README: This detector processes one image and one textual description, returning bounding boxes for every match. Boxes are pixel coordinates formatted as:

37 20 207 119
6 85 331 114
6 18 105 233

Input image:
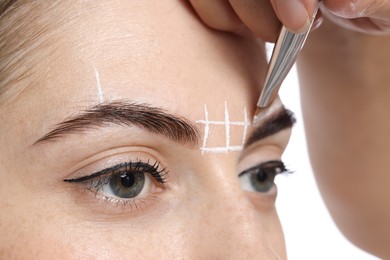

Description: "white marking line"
94 67 104 103
199 104 210 155
195 120 247 126
200 146 243 153
224 101 230 154
195 103 251 154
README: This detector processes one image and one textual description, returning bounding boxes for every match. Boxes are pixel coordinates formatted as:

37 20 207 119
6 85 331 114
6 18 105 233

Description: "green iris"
109 171 145 198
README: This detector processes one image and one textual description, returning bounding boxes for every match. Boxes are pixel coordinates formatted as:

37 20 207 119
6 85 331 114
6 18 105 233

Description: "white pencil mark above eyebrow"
200 146 243 153
94 67 104 103
199 104 210 155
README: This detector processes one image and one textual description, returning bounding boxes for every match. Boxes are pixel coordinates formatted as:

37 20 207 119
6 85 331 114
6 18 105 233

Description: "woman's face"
0 1 292 259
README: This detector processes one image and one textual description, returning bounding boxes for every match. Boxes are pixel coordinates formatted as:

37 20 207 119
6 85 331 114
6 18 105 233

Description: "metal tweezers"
257 1 321 109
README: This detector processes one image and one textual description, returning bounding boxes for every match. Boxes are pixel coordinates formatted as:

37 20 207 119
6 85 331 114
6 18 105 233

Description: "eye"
102 166 150 199
238 160 289 193
64 160 167 205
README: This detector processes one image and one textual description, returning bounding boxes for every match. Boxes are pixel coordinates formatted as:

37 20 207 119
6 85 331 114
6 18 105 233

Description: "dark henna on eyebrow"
245 108 296 148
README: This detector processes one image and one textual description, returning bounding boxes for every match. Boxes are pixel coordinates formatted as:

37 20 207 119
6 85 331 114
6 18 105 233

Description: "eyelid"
64 160 167 184
236 141 285 175
243 129 291 156
64 162 132 183
63 148 167 180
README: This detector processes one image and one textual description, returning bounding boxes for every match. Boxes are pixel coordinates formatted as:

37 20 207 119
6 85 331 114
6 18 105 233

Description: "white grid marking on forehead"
94 67 104 103
195 102 250 154
199 104 210 155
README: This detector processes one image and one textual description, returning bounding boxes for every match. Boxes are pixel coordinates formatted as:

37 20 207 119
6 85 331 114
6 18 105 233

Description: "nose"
189 186 286 260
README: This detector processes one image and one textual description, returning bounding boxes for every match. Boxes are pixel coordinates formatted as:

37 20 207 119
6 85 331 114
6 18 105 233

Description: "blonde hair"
0 0 63 102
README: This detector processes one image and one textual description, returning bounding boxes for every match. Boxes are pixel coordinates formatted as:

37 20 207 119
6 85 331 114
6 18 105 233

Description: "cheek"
0 198 137 259
263 207 287 260
247 192 286 259
0 173 91 259
0 177 285 259
0 199 68 259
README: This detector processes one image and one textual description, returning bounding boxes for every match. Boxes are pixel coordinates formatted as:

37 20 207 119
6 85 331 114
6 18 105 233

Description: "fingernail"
296 15 311 33
276 0 311 33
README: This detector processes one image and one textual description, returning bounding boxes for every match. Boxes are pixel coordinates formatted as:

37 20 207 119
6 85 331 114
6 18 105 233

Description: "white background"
276 66 379 260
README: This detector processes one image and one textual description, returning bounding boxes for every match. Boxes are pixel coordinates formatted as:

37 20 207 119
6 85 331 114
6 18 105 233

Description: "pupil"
109 170 145 199
120 172 135 188
256 170 268 182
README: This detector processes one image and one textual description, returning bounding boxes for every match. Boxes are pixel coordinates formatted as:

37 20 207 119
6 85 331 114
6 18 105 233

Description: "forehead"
0 1 267 147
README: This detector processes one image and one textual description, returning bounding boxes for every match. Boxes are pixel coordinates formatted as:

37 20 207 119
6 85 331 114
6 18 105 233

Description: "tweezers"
256 1 321 110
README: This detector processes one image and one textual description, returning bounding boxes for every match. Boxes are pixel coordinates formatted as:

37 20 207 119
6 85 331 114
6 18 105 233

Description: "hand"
320 0 390 35
188 0 390 41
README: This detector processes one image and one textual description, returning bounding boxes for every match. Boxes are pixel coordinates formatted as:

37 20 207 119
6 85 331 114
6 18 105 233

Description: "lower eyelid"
246 186 278 208
66 182 164 217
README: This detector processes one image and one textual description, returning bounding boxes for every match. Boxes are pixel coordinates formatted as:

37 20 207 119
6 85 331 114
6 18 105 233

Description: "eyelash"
238 160 292 193
64 159 291 214
64 160 168 211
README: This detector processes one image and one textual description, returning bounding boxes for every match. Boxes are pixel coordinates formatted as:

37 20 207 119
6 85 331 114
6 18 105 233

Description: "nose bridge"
190 186 283 259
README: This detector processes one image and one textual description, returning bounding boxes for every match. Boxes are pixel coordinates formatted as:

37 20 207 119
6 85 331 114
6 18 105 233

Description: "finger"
320 5 389 34
188 0 242 32
229 0 281 42
311 11 324 31
319 1 390 34
270 0 319 33
323 0 390 20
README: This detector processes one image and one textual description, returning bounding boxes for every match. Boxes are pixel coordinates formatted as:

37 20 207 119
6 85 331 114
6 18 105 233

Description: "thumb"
270 0 319 33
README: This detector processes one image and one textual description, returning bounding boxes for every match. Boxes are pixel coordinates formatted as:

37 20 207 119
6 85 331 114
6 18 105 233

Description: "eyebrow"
244 108 296 148
34 101 200 147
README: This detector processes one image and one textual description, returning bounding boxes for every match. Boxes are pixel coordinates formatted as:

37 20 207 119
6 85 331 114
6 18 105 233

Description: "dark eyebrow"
34 101 200 147
245 108 296 148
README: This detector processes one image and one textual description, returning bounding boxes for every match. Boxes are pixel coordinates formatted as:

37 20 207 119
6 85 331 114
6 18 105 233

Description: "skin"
0 1 292 259
298 19 390 259
187 0 390 258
